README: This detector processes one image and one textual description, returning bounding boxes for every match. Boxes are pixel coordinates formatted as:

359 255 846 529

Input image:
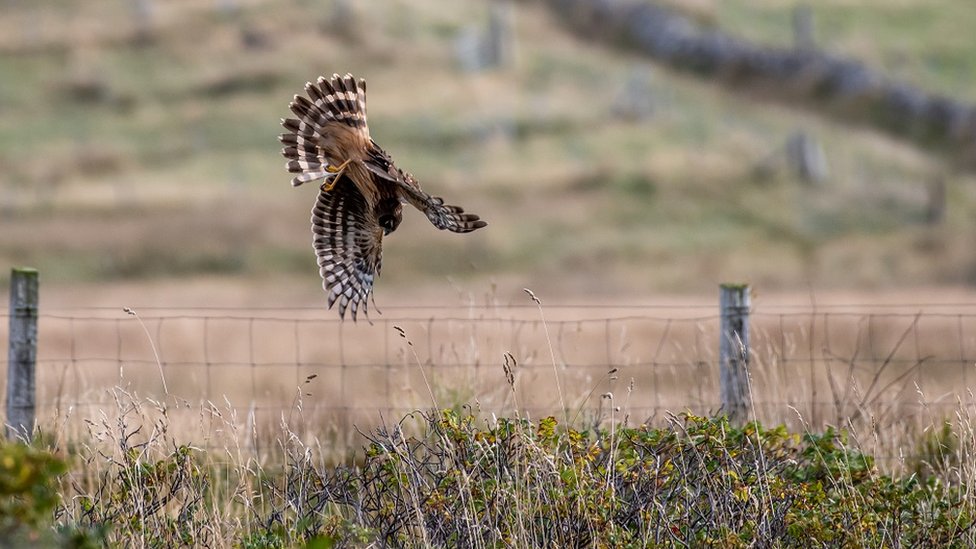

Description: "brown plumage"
280 73 487 320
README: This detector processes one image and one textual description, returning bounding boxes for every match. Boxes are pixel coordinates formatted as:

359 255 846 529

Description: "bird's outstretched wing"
281 73 369 187
395 180 488 233
364 142 487 233
310 175 383 320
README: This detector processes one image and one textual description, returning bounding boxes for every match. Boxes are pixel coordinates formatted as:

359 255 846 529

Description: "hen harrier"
280 73 486 320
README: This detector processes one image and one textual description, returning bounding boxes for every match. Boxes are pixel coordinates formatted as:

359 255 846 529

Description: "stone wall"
543 0 976 167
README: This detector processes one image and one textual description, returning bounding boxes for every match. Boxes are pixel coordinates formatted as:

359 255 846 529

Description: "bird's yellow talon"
320 159 352 192
326 159 351 174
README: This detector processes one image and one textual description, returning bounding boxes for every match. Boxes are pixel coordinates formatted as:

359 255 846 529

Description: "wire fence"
3 300 976 459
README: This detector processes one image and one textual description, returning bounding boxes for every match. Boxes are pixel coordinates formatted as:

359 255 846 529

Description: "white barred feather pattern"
281 73 486 321
310 176 382 320
280 73 369 187
395 177 488 233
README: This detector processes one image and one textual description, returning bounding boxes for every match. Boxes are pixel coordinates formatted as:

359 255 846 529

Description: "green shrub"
251 411 976 548
911 419 960 481
0 442 107 549
0 441 106 548
51 410 976 547
0 441 67 537
69 444 210 548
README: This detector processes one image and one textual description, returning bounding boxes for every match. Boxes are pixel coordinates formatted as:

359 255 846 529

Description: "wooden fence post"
786 130 829 185
486 0 516 68
926 176 946 225
792 4 816 51
6 267 38 441
720 283 750 424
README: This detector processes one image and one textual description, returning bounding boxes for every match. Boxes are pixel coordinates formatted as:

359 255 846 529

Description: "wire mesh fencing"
2 301 976 460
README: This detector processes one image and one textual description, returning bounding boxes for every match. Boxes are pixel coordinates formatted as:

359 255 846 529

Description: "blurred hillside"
1 0 976 305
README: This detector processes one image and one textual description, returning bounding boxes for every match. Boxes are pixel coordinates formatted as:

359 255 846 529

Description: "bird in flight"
280 73 486 320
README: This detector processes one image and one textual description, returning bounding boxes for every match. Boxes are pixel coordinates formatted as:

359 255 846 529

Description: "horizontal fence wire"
1 303 975 461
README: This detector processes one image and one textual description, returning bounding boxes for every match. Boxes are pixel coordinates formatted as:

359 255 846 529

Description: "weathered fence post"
326 0 358 41
6 267 38 441
719 283 750 425
486 0 516 68
786 130 829 185
926 176 946 225
792 4 816 51
456 0 516 72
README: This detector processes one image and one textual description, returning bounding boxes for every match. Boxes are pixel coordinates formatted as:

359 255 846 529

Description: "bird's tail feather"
279 73 368 187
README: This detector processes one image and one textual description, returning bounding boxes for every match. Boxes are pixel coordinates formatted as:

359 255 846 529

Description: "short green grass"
715 1 976 99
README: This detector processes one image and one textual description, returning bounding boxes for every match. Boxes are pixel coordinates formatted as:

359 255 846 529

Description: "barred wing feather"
395 180 488 234
280 73 369 187
310 176 383 320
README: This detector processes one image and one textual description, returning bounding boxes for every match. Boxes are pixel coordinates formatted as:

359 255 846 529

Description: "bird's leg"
320 159 352 192
326 159 351 175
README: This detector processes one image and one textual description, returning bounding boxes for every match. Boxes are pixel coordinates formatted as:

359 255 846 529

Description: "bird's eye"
379 215 397 234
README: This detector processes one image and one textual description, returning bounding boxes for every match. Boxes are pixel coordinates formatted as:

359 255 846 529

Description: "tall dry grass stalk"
123 307 168 396
523 288 566 422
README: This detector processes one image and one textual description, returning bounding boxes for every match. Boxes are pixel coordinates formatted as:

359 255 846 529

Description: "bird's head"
377 199 402 236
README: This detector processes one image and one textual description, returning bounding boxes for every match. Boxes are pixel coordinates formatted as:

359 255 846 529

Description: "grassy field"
715 0 976 99
4 313 976 548
5 291 976 546
7 404 976 547
3 2 976 545
2 0 976 301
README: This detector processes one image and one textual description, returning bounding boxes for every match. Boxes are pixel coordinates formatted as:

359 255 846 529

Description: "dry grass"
2 291 976 544
3 0 976 296
4 3 976 539
1 288 973 475
32 346 976 546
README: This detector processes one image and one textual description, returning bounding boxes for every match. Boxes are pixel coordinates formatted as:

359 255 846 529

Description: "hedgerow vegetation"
5 0 976 295
3 408 974 547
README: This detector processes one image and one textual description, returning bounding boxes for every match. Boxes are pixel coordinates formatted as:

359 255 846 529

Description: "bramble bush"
5 410 973 547
0 440 106 548
0 441 66 541
250 411 976 548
